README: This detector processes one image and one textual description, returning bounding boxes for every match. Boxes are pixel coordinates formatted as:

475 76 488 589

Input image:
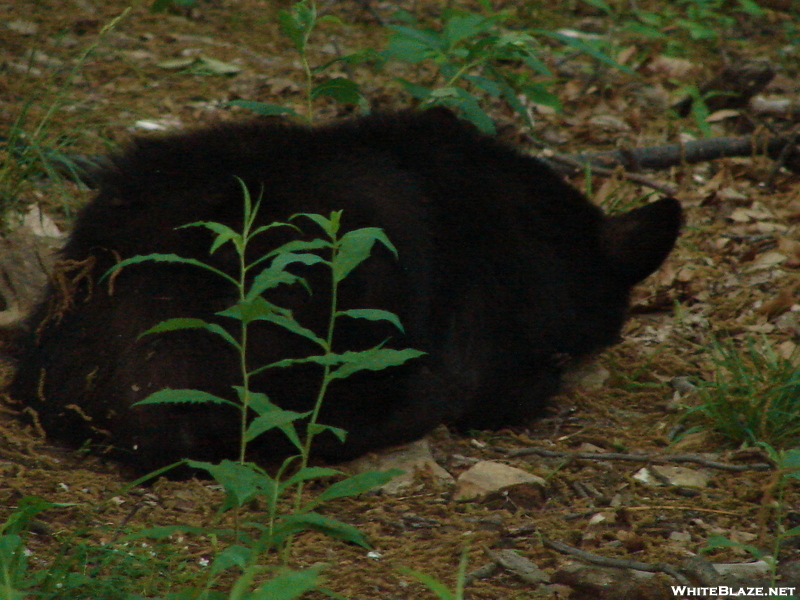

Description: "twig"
493 446 772 472
109 503 143 544
544 151 678 195
541 536 691 585
542 131 800 177
169 34 277 68
766 128 800 188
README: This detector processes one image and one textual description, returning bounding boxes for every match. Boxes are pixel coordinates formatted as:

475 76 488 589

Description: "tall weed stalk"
106 182 418 596
0 9 129 220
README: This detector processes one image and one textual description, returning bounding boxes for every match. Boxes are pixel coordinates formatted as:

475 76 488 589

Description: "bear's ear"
601 197 682 286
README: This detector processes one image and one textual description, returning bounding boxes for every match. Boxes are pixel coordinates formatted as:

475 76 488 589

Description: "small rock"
669 531 692 543
552 563 668 600
23 205 63 238
714 559 774 580
576 442 605 453
7 20 39 35
0 225 62 326
454 461 545 501
485 548 549 585
347 439 453 495
563 362 610 390
632 465 710 488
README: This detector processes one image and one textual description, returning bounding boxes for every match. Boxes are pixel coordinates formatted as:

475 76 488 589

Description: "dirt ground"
2 0 800 598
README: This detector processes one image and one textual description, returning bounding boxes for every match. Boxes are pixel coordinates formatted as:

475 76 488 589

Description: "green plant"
701 445 800 594
380 7 634 134
399 547 469 600
0 189 422 600
685 337 800 449
105 182 419 597
151 0 199 14
675 84 715 137
230 0 368 121
0 9 128 221
622 0 765 44
0 496 65 599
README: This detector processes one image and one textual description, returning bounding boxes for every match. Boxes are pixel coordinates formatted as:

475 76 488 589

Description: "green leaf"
210 544 253 576
244 389 278 415
336 308 405 333
103 253 237 286
779 448 800 477
139 317 240 350
463 74 502 97
150 0 173 12
132 388 239 409
179 221 241 254
328 347 426 380
622 21 662 38
311 77 361 104
227 99 300 117
519 52 553 77
396 78 433 100
245 409 312 442
678 19 717 40
443 13 492 45
257 346 424 380
292 211 341 237
218 297 281 325
249 567 323 600
236 388 307 450
246 220 295 242
0 496 68 536
382 25 444 62
140 317 213 333
248 356 318 377
387 24 445 51
311 49 375 74
580 0 612 14
333 227 397 282
736 0 765 15
523 82 561 111
0 536 26 599
306 423 347 442
187 460 276 509
399 568 456 600
247 251 326 300
536 30 635 74
238 300 327 347
277 512 370 548
265 238 330 256
701 534 765 559
278 2 316 52
123 524 213 540
783 525 800 538
282 466 343 489
314 469 404 503
426 90 495 134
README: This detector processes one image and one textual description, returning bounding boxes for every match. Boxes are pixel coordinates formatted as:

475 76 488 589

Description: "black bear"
9 108 681 474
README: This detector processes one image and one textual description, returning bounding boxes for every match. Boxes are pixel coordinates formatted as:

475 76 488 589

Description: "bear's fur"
9 108 682 473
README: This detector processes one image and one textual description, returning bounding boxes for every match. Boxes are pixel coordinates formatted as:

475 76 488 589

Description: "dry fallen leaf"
706 109 741 122
647 54 700 79
756 280 800 317
778 236 800 267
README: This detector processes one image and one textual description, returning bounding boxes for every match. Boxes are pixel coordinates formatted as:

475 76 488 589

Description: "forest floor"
2 0 800 598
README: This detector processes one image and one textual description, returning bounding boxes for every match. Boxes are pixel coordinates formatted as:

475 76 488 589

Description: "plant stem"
293 229 338 512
